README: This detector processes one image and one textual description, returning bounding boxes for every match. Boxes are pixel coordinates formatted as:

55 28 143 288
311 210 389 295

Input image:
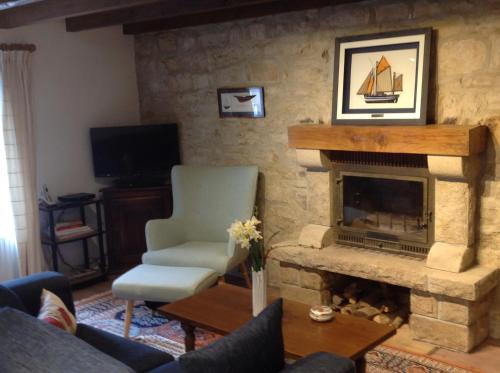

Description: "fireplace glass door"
339 172 429 243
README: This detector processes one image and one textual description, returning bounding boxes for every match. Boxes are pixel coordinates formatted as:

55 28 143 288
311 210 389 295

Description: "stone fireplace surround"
269 126 498 352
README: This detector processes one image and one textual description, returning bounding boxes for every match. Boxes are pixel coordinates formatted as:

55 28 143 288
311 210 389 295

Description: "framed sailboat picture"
332 28 432 125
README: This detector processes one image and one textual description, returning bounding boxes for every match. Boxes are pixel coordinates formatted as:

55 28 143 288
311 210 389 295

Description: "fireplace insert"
335 164 434 258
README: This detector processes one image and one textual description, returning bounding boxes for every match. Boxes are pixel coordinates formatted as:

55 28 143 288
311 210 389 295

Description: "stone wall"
134 0 500 337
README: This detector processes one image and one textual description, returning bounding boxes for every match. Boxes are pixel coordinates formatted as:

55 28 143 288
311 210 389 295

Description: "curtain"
1 49 43 278
0 87 19 281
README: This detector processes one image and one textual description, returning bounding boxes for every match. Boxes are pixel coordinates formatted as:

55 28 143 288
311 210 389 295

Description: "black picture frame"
217 87 265 118
332 28 432 125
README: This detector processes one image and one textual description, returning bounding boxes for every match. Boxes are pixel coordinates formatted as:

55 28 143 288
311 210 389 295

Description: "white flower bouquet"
227 216 265 271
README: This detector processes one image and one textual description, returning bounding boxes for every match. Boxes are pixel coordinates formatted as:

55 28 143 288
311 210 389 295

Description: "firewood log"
353 306 380 319
373 313 392 325
331 294 345 307
340 304 358 315
391 316 404 328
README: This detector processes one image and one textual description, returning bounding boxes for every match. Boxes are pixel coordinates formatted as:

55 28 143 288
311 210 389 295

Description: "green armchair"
143 165 258 286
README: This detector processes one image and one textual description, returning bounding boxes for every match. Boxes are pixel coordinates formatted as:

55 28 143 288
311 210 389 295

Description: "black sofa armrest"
76 323 174 372
282 352 356 373
2 271 75 316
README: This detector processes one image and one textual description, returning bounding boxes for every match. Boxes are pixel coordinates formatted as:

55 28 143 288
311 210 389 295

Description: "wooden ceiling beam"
67 0 339 32
0 0 160 29
66 0 248 32
121 0 355 34
65 0 354 33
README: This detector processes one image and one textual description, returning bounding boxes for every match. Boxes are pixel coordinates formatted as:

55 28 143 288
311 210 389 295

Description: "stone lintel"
298 224 333 249
428 155 480 180
296 149 331 170
270 242 427 291
270 242 498 301
426 242 475 273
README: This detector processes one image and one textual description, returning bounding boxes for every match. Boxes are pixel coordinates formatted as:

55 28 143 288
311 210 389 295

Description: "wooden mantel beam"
288 124 487 157
0 0 159 29
65 0 350 33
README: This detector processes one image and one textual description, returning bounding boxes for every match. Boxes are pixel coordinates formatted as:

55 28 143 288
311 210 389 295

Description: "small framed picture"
217 87 265 118
332 28 432 125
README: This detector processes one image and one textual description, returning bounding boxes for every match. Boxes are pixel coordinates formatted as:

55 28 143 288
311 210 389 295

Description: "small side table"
39 199 106 286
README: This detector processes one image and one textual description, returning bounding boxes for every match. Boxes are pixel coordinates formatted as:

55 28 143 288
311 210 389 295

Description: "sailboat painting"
332 28 432 125
357 56 403 104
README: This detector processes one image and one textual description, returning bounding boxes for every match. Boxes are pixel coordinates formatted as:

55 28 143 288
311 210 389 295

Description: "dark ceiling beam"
66 0 303 32
0 0 160 29
121 0 357 35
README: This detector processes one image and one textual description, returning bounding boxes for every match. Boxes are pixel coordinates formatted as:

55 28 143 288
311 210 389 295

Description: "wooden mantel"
288 124 487 157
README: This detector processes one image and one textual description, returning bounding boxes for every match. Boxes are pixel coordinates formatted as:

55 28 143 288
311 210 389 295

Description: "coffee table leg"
181 323 195 352
355 356 366 373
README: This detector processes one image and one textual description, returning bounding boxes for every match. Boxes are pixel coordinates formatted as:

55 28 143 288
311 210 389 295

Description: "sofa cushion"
142 241 232 275
0 307 134 373
179 298 285 373
76 323 174 372
0 285 26 312
38 289 77 334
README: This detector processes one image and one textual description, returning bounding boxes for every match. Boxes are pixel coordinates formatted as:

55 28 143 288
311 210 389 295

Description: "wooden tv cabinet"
101 185 172 271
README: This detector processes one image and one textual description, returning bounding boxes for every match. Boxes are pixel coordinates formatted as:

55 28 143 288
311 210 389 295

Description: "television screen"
90 124 180 178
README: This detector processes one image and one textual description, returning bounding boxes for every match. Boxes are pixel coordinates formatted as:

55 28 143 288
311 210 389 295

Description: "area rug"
75 291 480 373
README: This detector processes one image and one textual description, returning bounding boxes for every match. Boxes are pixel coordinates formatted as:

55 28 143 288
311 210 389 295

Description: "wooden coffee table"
158 284 395 371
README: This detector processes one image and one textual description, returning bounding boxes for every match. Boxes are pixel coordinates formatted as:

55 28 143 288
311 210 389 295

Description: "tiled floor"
74 279 500 373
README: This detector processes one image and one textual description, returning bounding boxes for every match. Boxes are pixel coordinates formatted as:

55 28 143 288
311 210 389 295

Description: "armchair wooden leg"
240 262 252 289
124 300 134 338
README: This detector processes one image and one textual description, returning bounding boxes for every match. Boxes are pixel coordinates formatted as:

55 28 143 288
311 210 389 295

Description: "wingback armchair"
143 165 258 286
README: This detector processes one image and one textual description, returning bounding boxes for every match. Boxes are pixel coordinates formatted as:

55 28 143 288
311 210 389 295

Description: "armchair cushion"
178 299 285 373
142 241 247 275
146 218 186 251
169 166 258 243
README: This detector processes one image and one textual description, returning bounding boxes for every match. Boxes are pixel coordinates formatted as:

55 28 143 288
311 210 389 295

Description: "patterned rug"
75 291 480 373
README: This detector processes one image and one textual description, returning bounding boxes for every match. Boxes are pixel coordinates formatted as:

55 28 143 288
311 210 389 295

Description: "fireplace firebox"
334 163 434 258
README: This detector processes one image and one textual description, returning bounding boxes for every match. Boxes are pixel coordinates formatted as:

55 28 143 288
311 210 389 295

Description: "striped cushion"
37 288 77 334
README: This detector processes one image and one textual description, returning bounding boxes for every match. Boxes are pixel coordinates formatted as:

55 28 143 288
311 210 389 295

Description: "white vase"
252 269 267 317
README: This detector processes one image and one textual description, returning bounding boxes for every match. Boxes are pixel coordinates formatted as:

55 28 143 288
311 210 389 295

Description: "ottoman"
112 264 219 337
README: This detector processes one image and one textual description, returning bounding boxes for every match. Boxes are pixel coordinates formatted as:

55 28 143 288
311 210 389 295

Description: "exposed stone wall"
134 0 500 336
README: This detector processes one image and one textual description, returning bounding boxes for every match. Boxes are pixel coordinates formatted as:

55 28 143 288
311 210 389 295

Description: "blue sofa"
0 272 174 372
0 272 355 373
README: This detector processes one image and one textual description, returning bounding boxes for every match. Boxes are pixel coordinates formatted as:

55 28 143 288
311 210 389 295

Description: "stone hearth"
269 134 498 352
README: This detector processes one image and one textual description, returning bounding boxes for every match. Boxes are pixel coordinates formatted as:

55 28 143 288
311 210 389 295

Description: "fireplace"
334 161 434 258
270 124 496 353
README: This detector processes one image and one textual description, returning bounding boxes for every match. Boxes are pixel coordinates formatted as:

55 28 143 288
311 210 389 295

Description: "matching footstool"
112 264 219 337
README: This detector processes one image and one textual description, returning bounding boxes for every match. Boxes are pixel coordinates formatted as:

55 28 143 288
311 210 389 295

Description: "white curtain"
0 86 19 281
0 49 43 278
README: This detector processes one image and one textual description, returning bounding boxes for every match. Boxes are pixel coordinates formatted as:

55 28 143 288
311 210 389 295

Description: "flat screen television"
90 124 180 183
